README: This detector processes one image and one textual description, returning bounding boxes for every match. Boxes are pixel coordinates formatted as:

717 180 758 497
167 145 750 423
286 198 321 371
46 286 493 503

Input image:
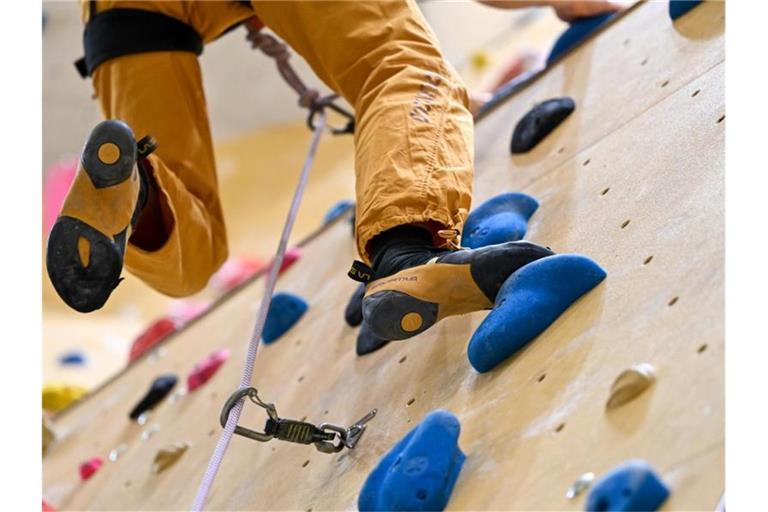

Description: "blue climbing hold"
359 410 465 511
585 460 670 511
547 13 614 65
468 254 606 373
262 292 309 344
669 0 702 21
323 199 354 225
463 193 539 249
58 350 86 366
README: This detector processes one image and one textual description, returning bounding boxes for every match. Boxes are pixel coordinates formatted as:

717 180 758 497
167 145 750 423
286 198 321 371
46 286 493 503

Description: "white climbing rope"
191 111 326 512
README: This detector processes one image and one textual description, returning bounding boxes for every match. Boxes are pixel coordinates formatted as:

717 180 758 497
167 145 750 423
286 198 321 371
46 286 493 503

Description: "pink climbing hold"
168 299 211 325
79 457 103 481
42 499 56 511
210 256 266 292
187 349 231 391
42 158 77 236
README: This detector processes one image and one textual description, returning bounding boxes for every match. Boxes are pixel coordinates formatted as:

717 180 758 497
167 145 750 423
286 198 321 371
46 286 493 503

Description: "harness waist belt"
75 8 203 78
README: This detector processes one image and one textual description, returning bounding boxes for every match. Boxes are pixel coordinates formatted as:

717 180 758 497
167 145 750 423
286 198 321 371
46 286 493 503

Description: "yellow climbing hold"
42 384 88 412
42 415 55 456
152 442 189 474
469 50 490 71
606 363 656 410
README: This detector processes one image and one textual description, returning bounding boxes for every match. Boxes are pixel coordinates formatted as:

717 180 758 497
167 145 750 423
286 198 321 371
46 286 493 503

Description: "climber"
47 0 606 340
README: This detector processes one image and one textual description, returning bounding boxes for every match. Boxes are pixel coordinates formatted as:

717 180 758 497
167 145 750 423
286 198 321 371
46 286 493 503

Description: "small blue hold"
323 199 354 225
463 193 539 249
58 350 86 366
547 13 615 65
585 460 670 511
669 0 702 21
262 292 308 344
359 410 465 512
468 254 606 373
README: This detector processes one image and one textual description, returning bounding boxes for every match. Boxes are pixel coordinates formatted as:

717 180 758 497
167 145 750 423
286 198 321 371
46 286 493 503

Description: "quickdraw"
221 387 377 453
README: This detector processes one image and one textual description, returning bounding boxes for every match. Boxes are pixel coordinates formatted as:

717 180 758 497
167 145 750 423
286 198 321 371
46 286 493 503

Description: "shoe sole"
46 120 137 313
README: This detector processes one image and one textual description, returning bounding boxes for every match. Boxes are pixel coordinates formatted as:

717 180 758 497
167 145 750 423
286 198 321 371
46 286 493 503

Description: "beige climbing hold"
606 363 656 410
42 415 55 456
152 442 189 474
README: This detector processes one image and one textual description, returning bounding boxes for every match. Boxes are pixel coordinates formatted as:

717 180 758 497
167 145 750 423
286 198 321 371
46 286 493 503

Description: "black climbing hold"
510 97 575 154
585 459 670 511
345 284 365 327
356 322 391 356
129 374 177 421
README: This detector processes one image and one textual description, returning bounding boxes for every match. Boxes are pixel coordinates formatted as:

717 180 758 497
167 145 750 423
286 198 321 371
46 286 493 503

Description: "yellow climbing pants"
83 0 474 297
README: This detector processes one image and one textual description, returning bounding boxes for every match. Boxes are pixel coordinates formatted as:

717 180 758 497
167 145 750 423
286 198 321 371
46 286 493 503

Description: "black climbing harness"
220 387 377 453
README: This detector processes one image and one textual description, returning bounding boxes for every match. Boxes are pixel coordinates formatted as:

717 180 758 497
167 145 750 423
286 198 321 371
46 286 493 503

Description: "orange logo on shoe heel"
97 143 120 165
400 312 423 332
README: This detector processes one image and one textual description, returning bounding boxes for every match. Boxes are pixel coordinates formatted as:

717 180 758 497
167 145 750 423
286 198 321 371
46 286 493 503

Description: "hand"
551 1 623 22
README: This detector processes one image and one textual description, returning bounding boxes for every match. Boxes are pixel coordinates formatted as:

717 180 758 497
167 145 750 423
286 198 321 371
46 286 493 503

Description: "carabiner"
219 387 277 442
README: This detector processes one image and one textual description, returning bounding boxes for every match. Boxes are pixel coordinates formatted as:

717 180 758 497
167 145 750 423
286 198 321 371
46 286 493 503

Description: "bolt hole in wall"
407 398 416 407
302 459 310 468
668 296 679 307
661 79 670 88
621 220 631 229
692 89 701 97
698 344 708 354
555 422 566 433
717 114 725 124
623 38 630 46
557 146 565 154
641 57 648 66
583 158 591 167
601 187 610 196
537 373 546 382
643 255 654 265
398 355 407 364
298 375 304 383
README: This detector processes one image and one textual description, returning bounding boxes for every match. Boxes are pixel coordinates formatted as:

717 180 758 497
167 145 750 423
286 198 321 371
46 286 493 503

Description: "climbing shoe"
46 119 153 313
357 239 555 341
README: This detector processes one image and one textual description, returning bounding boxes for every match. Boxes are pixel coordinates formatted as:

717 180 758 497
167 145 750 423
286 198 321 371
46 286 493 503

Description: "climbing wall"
42 2 724 510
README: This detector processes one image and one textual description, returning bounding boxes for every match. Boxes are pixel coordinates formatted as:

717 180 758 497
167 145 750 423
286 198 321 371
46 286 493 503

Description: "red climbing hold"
187 349 231 391
79 457 103 481
42 499 56 511
128 316 178 363
273 246 301 274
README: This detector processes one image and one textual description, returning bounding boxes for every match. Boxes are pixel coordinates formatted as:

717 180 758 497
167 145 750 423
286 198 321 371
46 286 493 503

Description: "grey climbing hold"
567 472 595 499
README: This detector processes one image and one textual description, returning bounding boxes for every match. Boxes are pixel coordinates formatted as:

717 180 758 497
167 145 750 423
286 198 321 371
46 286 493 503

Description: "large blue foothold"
359 410 465 511
463 193 539 249
323 199 354 225
58 350 86 366
262 292 308 344
547 14 614 65
468 254 606 373
669 0 702 21
585 460 670 511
